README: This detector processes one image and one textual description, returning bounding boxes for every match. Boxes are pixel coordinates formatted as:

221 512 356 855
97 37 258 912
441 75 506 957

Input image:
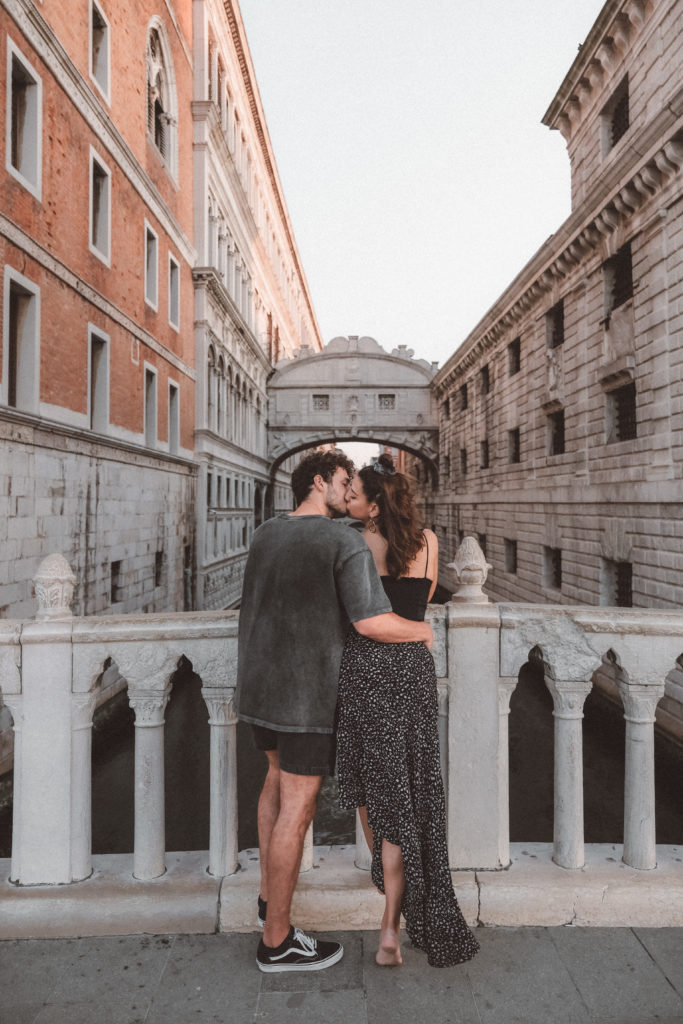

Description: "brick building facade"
414 0 683 614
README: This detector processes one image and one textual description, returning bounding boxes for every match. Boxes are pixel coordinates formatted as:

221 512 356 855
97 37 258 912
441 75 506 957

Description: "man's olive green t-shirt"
234 514 391 733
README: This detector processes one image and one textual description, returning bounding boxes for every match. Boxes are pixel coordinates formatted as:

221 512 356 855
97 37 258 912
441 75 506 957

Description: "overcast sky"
238 0 603 369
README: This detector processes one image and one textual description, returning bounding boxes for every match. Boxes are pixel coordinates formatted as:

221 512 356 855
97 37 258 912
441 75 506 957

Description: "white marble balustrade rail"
0 546 681 893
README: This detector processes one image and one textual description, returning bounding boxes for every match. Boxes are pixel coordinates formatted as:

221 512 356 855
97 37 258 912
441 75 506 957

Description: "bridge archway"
267 335 439 479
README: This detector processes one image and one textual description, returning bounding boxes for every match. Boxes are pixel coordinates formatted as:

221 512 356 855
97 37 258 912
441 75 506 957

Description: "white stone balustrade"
0 546 680 908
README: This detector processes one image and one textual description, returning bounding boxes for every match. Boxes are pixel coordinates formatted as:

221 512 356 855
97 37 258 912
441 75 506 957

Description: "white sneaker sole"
256 945 344 973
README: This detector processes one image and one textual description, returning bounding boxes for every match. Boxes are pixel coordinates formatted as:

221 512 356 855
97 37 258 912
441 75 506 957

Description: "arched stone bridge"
267 335 439 476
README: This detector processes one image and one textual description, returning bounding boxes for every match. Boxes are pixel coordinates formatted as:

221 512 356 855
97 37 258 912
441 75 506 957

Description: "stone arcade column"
201 689 239 877
70 693 98 882
545 678 593 870
127 687 171 880
497 677 518 869
618 681 665 870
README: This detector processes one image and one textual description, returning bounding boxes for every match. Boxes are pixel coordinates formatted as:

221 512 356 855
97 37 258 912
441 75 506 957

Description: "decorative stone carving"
33 554 76 620
448 536 491 603
202 690 237 726
128 688 171 727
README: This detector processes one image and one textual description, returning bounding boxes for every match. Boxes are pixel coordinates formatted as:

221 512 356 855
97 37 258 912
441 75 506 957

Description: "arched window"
146 22 177 178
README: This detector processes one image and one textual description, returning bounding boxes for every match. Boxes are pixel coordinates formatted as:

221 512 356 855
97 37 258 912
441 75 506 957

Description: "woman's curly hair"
358 453 424 578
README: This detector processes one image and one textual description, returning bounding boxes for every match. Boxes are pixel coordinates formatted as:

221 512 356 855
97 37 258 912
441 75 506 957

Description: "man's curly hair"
291 449 355 505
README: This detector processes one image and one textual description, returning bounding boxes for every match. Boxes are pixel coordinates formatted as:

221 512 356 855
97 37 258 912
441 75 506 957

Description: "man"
235 449 433 972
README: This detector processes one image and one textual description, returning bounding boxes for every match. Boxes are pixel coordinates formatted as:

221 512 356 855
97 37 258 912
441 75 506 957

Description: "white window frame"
144 220 159 310
6 37 42 200
2 266 40 412
168 378 179 454
87 324 110 433
168 252 180 330
89 147 111 265
89 0 111 103
144 362 158 447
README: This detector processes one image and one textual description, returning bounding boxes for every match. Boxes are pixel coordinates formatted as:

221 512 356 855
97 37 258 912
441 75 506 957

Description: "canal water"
0 659 681 859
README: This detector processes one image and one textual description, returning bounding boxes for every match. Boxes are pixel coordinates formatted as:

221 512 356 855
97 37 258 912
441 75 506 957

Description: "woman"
337 453 479 968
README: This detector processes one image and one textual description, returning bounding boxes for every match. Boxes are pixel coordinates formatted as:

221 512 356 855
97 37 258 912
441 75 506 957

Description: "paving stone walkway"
1 927 682 1024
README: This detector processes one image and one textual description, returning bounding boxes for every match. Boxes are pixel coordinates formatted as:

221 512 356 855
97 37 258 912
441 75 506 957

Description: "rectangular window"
479 439 489 469
144 222 158 309
154 550 163 588
607 381 637 443
477 533 487 557
168 254 180 329
460 448 467 476
6 39 42 198
602 76 629 153
90 1 110 100
110 560 122 603
168 381 179 454
543 546 562 590
3 269 40 412
312 394 329 411
508 337 521 375
546 299 564 349
547 409 565 455
89 149 111 263
144 366 157 446
378 394 395 410
88 327 108 432
480 364 490 395
508 427 520 464
206 471 213 508
460 383 468 411
604 241 633 318
442 397 450 418
601 558 633 607
504 538 518 574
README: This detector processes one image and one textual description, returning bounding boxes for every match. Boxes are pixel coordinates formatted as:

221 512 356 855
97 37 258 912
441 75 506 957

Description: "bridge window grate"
378 393 395 410
312 394 329 411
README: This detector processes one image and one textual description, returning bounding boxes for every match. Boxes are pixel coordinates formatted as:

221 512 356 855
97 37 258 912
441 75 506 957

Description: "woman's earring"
368 517 377 534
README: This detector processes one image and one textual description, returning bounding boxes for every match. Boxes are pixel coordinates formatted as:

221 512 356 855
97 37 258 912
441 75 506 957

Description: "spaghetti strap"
423 531 430 578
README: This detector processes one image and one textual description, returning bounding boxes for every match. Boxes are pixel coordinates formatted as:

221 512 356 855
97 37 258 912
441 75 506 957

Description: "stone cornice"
222 1 323 351
435 108 683 396
542 0 654 139
1 212 196 380
5 0 195 265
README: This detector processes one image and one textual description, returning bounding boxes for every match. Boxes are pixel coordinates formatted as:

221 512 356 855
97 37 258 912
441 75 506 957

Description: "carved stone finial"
448 536 491 603
33 554 76 620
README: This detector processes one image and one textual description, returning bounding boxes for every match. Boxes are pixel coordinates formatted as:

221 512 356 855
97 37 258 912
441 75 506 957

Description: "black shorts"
251 724 337 776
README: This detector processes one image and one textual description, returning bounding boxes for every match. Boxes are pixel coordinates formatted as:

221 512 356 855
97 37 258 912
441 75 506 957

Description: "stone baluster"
497 677 518 868
354 811 371 871
300 821 313 873
201 689 239 876
70 693 97 882
128 687 171 880
618 681 665 870
545 677 593 869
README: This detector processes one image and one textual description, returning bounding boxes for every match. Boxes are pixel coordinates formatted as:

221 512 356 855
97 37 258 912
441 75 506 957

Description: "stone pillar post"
128 688 171 880
70 693 97 882
618 682 665 870
545 678 593 869
497 677 517 869
10 556 79 885
202 689 238 877
446 537 503 869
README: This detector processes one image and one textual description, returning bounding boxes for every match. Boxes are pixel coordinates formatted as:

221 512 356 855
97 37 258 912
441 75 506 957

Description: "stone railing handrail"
1 546 680 899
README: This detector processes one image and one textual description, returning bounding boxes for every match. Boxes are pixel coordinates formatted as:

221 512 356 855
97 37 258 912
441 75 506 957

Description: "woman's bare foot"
376 927 402 966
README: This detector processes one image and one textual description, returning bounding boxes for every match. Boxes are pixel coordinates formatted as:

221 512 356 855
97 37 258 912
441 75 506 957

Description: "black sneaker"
256 926 344 973
257 895 267 928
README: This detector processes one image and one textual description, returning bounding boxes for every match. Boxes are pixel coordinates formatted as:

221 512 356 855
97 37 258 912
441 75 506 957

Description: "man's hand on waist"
354 612 434 649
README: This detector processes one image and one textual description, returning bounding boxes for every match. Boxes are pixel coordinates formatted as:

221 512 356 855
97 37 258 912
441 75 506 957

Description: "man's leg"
257 750 281 903
262 770 322 949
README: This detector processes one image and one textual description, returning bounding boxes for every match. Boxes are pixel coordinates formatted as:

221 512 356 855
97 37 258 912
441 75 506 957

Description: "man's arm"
354 612 433 650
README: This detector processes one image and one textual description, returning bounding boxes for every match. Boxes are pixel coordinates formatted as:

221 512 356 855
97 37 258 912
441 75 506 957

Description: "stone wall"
0 415 196 619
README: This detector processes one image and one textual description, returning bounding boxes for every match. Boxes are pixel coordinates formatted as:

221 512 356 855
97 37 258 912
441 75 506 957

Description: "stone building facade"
416 0 683 615
0 0 319 619
191 0 322 610
0 0 197 618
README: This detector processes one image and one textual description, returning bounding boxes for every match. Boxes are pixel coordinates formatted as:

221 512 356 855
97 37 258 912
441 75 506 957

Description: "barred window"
312 394 329 411
602 559 633 607
460 382 468 411
479 439 489 469
607 382 636 442
504 538 517 574
508 337 521 375
508 428 520 464
378 393 395 410
544 546 562 590
547 409 565 455
477 533 487 557
604 76 629 152
604 241 633 316
480 364 490 395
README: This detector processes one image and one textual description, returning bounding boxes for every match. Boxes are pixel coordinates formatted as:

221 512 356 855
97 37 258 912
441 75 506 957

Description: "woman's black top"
379 531 432 622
